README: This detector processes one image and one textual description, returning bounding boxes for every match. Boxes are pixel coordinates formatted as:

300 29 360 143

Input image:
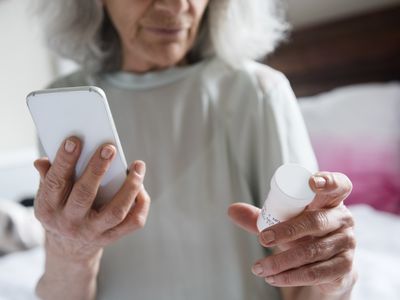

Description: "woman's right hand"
33 136 151 263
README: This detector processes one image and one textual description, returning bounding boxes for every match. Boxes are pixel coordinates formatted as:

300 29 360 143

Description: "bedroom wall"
286 0 400 27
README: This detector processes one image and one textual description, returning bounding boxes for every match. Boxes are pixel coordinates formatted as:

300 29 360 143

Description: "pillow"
299 82 400 215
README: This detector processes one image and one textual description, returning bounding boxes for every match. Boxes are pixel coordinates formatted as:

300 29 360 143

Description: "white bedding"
351 205 400 299
0 247 42 300
0 204 399 299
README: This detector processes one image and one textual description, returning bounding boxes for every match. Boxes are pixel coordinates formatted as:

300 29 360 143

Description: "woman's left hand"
228 171 357 295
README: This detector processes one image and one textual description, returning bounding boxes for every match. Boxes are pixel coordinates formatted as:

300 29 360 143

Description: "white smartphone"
26 86 128 207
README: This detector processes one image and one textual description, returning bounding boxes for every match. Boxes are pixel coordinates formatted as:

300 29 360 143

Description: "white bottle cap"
257 164 315 232
272 163 315 206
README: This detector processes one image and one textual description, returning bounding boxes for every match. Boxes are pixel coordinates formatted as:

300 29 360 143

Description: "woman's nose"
154 0 190 15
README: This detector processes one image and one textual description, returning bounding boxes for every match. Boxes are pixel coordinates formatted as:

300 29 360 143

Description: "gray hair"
37 0 288 72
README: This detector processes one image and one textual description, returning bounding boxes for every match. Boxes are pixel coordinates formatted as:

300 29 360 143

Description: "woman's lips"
143 27 187 38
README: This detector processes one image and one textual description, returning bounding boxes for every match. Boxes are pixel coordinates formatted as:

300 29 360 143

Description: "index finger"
258 205 354 247
41 136 82 208
64 143 116 220
307 172 353 210
228 203 260 235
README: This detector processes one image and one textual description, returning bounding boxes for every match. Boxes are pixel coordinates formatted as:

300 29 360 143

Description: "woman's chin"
123 42 189 71
148 49 188 68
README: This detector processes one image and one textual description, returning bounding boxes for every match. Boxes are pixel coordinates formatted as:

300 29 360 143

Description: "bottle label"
260 205 280 228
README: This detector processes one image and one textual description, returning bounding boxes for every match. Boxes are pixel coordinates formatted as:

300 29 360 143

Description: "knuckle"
306 267 319 282
45 172 68 192
344 232 357 250
304 243 320 261
55 154 73 172
341 252 354 272
329 173 353 198
333 276 352 290
74 182 96 201
143 191 151 204
343 183 353 196
59 219 79 238
281 273 292 285
310 211 329 232
107 206 126 224
90 162 108 177
34 193 55 224
70 197 90 211
268 257 281 274
341 208 355 228
335 276 346 286
328 173 340 190
131 213 147 229
128 177 142 191
283 223 299 239
341 174 353 195
34 206 46 221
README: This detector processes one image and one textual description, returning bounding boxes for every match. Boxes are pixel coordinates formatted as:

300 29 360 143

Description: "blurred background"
0 0 399 299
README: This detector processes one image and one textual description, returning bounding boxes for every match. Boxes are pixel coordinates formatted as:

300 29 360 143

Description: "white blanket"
351 205 400 299
0 205 399 299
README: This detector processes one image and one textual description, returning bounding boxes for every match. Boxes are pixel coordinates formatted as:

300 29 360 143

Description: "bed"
0 4 400 300
265 5 400 299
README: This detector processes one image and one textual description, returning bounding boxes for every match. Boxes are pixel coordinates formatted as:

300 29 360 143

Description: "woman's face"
103 0 209 72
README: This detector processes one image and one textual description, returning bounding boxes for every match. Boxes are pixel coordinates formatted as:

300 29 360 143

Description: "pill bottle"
257 164 315 232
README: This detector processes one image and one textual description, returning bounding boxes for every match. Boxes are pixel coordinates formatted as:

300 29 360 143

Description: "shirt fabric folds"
46 57 318 300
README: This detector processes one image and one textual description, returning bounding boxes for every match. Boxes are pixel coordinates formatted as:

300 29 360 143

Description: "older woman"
33 0 357 299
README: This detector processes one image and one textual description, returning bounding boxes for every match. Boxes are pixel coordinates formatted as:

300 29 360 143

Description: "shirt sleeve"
253 68 319 207
222 65 319 209
261 72 319 170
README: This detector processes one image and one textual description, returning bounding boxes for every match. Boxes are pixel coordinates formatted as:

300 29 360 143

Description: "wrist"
44 246 103 278
36 248 102 300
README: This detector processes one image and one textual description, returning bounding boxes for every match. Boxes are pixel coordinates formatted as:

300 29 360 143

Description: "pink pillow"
299 83 400 215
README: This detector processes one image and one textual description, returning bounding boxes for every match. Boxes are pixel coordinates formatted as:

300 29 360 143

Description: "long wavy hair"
36 0 288 72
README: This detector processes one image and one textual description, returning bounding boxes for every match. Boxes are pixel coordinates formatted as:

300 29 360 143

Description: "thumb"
307 172 353 210
33 158 51 181
228 202 260 235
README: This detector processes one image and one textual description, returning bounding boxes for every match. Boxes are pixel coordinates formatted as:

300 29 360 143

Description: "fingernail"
252 263 264 276
261 231 275 244
265 276 276 284
65 139 76 153
101 145 114 160
134 161 145 176
313 176 327 188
